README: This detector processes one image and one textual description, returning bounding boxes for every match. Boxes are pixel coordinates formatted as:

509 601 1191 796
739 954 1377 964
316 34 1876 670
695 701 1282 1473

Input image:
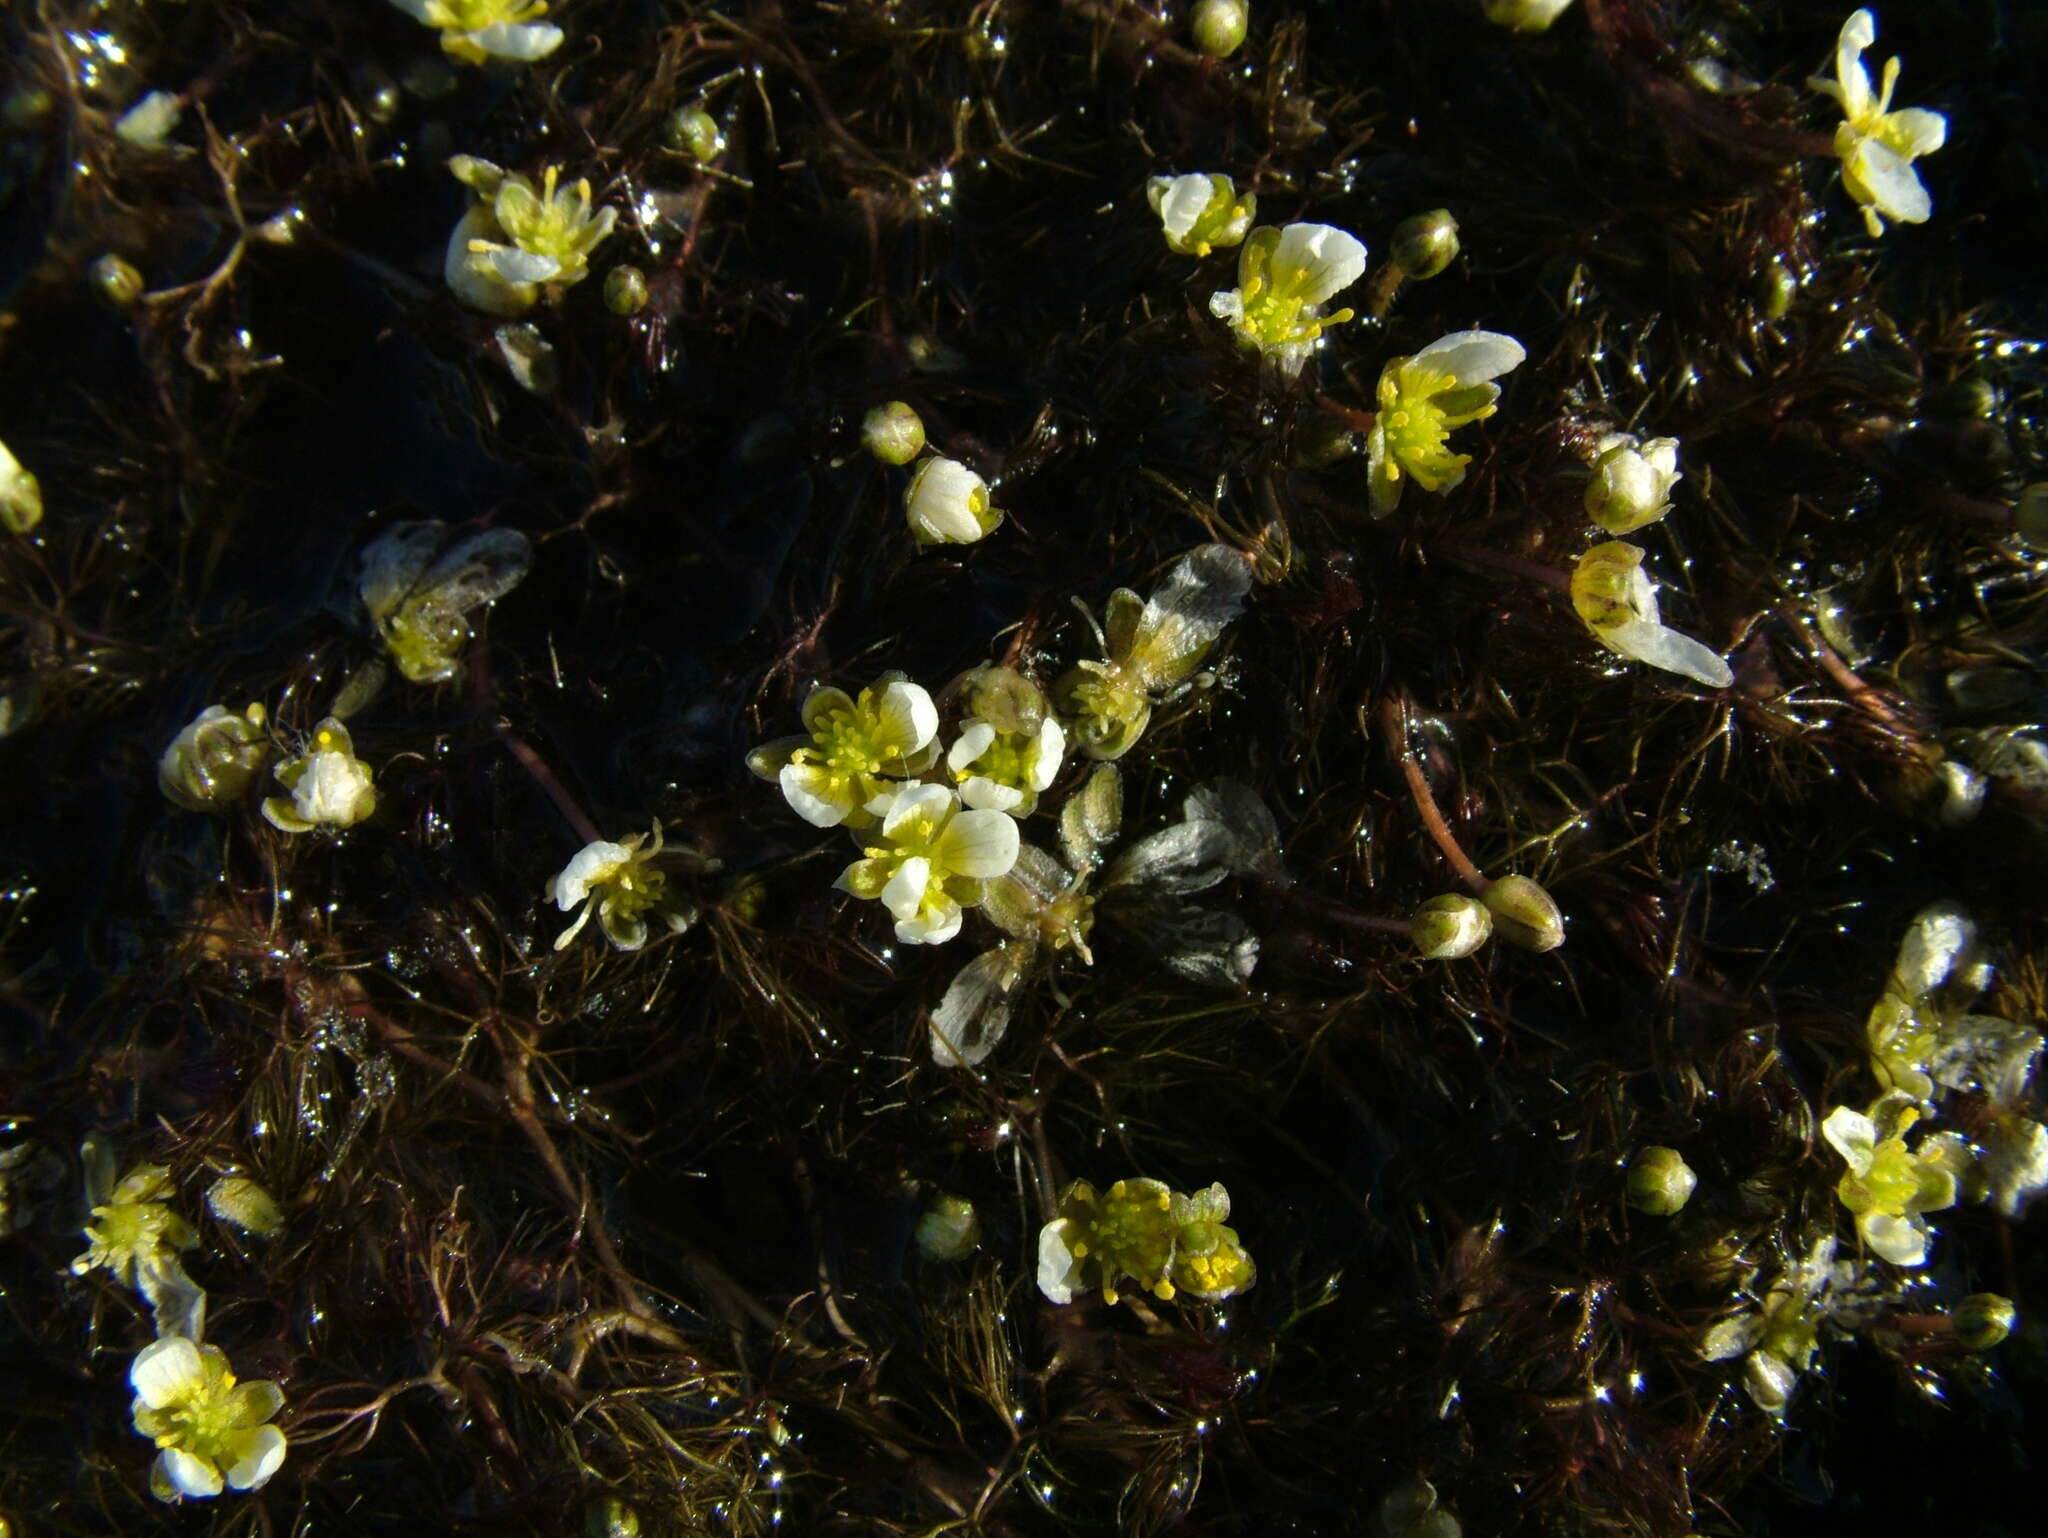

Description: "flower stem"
1379 695 1489 893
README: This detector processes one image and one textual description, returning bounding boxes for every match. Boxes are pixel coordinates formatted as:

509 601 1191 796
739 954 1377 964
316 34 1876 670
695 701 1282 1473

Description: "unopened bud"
2013 483 2048 548
90 252 144 308
1759 260 1797 320
1953 1292 2016 1351
158 703 270 812
1191 0 1250 59
205 1175 284 1236
604 265 650 316
862 400 926 466
585 1497 642 1538
1 437 42 535
666 107 722 164
914 1193 980 1261
1625 1146 1696 1215
1482 0 1578 34
1389 209 1460 281
1410 894 1491 960
1482 875 1564 952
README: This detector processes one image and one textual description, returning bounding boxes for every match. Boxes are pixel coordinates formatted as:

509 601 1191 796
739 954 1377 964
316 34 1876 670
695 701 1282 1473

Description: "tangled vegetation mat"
2 1 2045 1533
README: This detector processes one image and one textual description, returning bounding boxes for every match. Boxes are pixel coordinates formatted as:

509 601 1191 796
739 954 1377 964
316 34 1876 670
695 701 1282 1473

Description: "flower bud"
90 253 144 308
1953 1292 2016 1351
1410 893 1491 960
1585 432 1682 535
1190 0 1249 58
1482 875 1564 952
914 1193 981 1261
205 1176 284 1237
2013 482 2048 548
604 265 649 316
1625 1146 1697 1215
1482 0 1578 34
1389 209 1460 281
965 665 1047 734
1759 260 1797 320
665 107 722 164
585 1497 642 1538
905 455 1002 545
159 703 271 812
863 401 927 466
1 436 42 535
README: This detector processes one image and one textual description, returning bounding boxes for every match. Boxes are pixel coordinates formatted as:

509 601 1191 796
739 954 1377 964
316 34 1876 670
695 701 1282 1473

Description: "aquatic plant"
1364 330 1525 515
1809 8 1947 236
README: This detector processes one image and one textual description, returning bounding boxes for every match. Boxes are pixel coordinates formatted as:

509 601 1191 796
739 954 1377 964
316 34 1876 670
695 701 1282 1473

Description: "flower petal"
1847 137 1931 224
468 22 566 62
875 679 939 757
880 856 933 923
779 761 852 828
222 1423 288 1490
896 891 962 945
160 1447 224 1500
947 720 997 773
959 775 1025 813
1410 329 1527 387
799 686 855 736
1884 106 1947 157
1037 1218 1082 1304
882 782 956 839
1271 223 1367 304
130 1335 205 1410
1029 717 1066 790
225 1380 286 1426
938 809 1021 879
1148 173 1213 244
1821 1105 1877 1170
1861 1211 1927 1267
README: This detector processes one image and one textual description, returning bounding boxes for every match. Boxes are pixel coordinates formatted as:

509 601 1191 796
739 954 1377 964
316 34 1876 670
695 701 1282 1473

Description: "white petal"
1700 1314 1761 1362
905 457 988 544
1605 620 1732 688
895 892 962 945
445 210 535 317
1821 1105 1877 1170
880 856 932 923
1030 717 1066 790
960 775 1025 813
1886 107 1947 157
1148 173 1213 243
779 762 851 828
386 0 437 20
1744 1351 1798 1415
1861 1212 1927 1267
1207 289 1245 326
468 22 566 62
1410 328 1527 386
877 680 940 756
552 842 630 910
1893 902 1973 998
938 809 1021 879
160 1447 224 1499
488 246 563 284
1270 222 1367 304
947 720 997 773
882 782 956 839
115 91 183 148
222 1424 288 1490
130 1336 204 1409
1849 138 1931 224
1036 1219 1081 1304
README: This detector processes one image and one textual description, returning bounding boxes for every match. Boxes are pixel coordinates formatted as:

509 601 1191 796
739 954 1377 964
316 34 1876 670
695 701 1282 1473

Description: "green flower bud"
666 107 722 164
1411 894 1491 960
0 436 41 535
1625 1146 1697 1215
1953 1292 2016 1351
862 401 926 467
1389 209 1460 281
205 1176 284 1237
914 1193 980 1261
1191 0 1249 58
585 1497 642 1538
1759 260 1797 321
158 703 271 812
2013 483 2048 548
965 665 1048 735
604 265 650 316
90 253 144 308
1482 875 1564 952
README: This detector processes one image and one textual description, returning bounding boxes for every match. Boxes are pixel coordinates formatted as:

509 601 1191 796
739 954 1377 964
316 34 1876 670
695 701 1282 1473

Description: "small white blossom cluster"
68 1138 290 1502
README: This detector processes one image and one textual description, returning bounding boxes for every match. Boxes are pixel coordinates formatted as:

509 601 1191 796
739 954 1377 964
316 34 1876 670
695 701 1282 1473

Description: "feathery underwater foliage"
3 2 2048 1535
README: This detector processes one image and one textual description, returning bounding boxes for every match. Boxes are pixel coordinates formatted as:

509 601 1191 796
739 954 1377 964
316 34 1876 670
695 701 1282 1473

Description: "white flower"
548 825 690 951
1570 542 1732 690
130 1336 288 1503
1146 172 1255 257
947 715 1065 815
387 1 564 67
1 433 42 534
835 783 1019 945
905 456 1002 545
1584 432 1682 535
747 675 941 829
1808 9 1946 236
1481 0 1578 34
261 720 376 833
1699 1236 1875 1415
1208 222 1367 377
71 1161 196 1292
1365 329 1526 515
1821 1095 1964 1267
